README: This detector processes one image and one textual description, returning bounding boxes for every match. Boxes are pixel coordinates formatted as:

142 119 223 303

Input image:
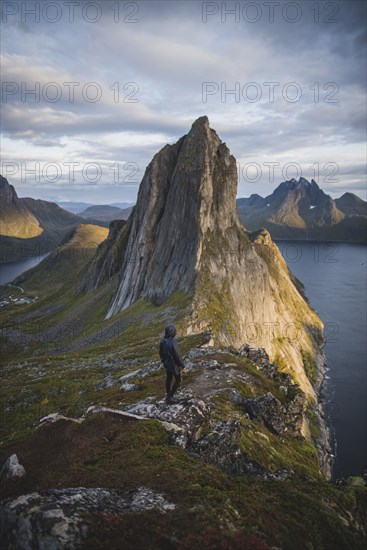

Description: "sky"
1 0 366 204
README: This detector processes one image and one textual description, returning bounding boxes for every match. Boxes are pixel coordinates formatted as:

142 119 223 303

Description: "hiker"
159 323 186 401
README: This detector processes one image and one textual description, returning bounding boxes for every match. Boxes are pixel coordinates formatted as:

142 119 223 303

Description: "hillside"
335 192 367 216
237 179 367 242
6 224 109 297
0 176 106 262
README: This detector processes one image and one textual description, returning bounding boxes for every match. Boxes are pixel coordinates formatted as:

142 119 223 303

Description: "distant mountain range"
0 176 87 262
78 204 133 223
0 177 136 262
236 178 367 242
0 177 112 262
56 201 134 214
1 172 365 266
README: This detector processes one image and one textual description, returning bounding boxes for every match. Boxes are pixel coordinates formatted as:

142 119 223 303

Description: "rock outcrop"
84 117 324 401
85 345 329 479
0 487 175 549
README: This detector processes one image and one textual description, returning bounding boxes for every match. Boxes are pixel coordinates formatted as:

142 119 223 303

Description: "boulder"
0 454 26 480
96 374 114 390
190 420 295 480
121 383 140 392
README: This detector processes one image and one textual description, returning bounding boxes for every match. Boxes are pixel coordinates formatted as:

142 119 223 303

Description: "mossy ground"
0 414 366 550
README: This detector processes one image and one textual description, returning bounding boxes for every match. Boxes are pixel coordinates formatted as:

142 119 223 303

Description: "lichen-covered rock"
226 388 244 406
189 420 245 474
0 454 25 481
121 383 140 392
125 391 210 444
0 487 175 549
243 393 286 435
190 420 295 480
39 413 83 426
116 361 162 386
284 391 307 435
96 374 114 391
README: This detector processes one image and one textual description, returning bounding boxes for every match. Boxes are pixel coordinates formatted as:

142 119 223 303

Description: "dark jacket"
159 323 185 375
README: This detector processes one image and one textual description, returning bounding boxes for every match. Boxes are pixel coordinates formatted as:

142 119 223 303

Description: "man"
159 323 186 402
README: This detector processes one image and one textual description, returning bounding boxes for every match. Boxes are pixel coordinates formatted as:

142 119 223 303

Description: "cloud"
1 0 366 201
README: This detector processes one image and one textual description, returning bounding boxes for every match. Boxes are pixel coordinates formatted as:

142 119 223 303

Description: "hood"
164 323 176 338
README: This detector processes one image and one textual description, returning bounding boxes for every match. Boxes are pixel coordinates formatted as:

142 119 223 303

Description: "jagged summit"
87 115 240 315
236 176 367 239
85 117 323 400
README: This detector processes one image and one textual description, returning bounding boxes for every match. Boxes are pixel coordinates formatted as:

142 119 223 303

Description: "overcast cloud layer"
1 0 366 203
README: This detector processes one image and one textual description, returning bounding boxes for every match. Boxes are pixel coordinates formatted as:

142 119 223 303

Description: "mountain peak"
83 118 324 402
0 175 18 203
190 115 210 130
86 116 240 315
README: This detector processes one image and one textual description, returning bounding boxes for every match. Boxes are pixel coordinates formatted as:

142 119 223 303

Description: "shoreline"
312 348 334 481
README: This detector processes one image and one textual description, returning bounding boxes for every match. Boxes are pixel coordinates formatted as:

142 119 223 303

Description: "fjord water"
276 241 367 479
0 254 49 285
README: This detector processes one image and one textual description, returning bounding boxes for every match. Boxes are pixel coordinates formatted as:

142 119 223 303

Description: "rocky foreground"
1 344 364 550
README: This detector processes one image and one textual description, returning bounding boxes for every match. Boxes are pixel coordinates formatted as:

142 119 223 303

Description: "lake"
276 241 367 480
0 255 49 285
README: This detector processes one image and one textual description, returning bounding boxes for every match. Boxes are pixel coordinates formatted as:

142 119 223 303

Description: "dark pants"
166 370 181 396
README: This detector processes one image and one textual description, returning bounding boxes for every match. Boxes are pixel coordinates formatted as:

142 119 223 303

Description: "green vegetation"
238 417 321 480
301 349 318 384
1 414 366 549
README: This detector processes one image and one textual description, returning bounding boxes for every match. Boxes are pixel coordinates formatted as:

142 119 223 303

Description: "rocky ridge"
83 117 324 403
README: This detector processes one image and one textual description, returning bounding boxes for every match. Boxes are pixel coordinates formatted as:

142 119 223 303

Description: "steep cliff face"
86 117 323 400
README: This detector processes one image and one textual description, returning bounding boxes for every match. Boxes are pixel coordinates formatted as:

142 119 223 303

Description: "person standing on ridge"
159 323 186 402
